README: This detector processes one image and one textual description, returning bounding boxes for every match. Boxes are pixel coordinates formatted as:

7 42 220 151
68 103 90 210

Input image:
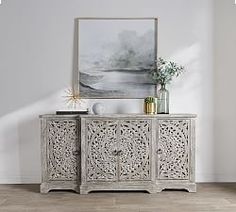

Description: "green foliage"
150 57 184 85
145 96 155 103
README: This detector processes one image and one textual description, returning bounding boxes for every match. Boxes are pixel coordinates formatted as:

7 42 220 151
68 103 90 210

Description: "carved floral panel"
86 120 118 181
47 120 79 181
157 120 190 180
119 120 152 181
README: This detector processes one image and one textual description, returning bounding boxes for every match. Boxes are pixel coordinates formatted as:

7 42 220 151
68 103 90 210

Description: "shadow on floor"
6 184 40 193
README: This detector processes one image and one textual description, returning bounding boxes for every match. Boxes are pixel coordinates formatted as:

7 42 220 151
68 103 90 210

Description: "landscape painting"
78 18 157 98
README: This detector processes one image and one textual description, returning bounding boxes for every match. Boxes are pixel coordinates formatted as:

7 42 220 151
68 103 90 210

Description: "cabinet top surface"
40 113 197 119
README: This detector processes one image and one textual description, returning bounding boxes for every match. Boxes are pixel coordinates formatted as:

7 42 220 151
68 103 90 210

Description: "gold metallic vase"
144 102 156 114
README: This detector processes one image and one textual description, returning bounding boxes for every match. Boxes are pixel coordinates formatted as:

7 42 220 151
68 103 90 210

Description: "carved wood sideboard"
40 114 196 194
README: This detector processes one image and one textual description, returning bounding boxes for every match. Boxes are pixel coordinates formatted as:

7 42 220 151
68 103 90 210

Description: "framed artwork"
78 18 158 98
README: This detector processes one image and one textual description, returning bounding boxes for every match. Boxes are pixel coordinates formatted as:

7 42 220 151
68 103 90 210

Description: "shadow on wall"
168 42 215 182
0 90 68 183
18 117 41 183
0 18 81 183
72 18 79 95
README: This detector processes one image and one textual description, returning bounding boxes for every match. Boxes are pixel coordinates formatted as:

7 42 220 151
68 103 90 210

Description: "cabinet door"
85 119 118 182
46 119 79 181
157 119 190 180
119 119 152 181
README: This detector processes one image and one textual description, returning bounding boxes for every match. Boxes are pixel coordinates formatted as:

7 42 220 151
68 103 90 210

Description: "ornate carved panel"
157 120 190 180
41 114 196 193
86 120 118 181
47 120 79 181
119 120 152 181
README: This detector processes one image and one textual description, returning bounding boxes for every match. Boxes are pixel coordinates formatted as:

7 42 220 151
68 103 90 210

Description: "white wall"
0 0 222 183
214 0 236 181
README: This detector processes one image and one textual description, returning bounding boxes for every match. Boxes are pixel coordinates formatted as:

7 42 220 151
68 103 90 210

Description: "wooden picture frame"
77 18 158 99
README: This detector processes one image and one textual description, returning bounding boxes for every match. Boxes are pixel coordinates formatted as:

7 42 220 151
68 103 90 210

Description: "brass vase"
144 102 156 114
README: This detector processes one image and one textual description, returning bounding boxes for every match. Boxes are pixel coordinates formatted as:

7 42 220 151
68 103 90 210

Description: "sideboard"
40 114 196 194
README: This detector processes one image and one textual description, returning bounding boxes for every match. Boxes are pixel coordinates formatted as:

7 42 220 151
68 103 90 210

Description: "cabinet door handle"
117 150 122 155
112 150 118 155
157 149 162 154
112 150 122 156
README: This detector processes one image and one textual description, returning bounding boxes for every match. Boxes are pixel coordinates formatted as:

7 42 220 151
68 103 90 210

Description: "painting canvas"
78 18 157 98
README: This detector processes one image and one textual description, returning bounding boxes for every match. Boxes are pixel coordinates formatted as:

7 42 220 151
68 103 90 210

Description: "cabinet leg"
147 188 156 194
145 185 157 194
186 184 197 192
40 183 50 194
79 188 89 194
155 187 163 192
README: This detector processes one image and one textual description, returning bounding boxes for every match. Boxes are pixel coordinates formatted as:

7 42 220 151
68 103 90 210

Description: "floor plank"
0 184 236 212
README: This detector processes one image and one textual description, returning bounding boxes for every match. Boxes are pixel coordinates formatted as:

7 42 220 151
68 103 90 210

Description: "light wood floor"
1 184 236 212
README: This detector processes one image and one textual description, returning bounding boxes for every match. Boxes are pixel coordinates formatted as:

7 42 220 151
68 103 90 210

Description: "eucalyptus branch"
150 57 184 85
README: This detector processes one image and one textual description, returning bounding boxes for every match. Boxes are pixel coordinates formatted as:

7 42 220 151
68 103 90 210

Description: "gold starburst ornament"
63 88 85 109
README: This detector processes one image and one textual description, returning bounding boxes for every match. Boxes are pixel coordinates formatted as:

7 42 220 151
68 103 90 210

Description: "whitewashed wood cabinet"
40 115 80 193
80 117 156 194
40 114 196 194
